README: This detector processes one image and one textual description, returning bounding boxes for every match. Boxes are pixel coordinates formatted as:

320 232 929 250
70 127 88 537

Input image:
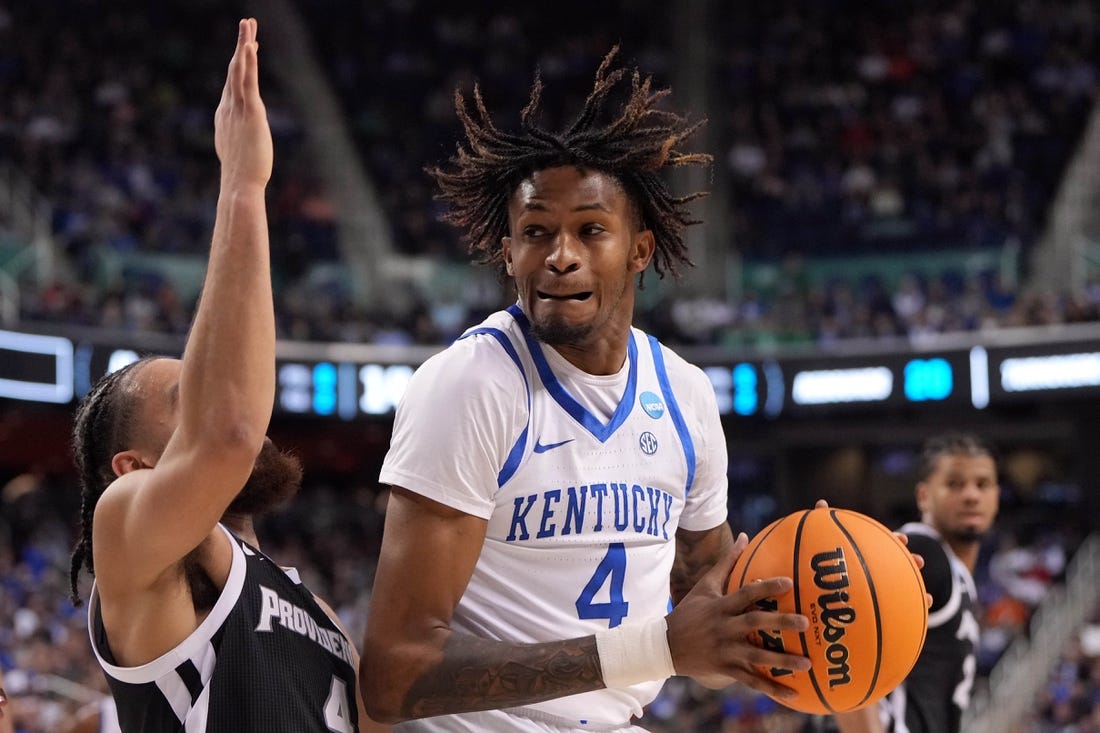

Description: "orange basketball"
727 507 928 715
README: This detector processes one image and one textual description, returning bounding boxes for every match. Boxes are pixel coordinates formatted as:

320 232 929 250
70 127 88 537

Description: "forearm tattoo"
403 634 604 718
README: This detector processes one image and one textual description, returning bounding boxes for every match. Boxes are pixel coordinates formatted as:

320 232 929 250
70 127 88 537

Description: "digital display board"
4 325 1100 419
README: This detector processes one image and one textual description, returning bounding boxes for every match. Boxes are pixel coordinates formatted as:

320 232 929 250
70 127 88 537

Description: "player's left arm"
671 361 735 605
672 523 735 605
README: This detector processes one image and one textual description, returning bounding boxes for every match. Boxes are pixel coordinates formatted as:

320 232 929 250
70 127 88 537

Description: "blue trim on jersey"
460 326 530 487
508 306 638 444
648 335 696 497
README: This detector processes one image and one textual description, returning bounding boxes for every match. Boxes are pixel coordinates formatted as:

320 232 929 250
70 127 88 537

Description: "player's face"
123 358 301 512
917 452 999 544
126 358 183 458
503 166 654 351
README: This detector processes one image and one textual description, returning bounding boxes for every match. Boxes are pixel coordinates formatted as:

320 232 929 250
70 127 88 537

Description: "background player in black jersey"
66 19 374 733
834 432 999 733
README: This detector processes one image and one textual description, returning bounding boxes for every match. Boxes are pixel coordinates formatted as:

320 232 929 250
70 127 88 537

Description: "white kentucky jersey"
380 305 729 730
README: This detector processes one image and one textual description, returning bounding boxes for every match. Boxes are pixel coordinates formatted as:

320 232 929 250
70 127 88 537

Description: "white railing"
964 534 1100 733
1031 99 1100 293
0 162 56 283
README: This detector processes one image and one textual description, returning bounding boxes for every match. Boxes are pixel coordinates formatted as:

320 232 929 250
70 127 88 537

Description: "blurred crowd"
2 0 1099 347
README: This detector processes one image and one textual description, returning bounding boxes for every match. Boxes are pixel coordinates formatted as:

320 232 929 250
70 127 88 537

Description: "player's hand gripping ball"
728 508 928 714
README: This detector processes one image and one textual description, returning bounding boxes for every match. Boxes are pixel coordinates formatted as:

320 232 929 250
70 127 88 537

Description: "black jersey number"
954 608 979 709
324 676 354 733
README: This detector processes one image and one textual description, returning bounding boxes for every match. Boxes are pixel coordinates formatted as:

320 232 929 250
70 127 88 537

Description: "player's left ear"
629 229 655 274
111 449 153 477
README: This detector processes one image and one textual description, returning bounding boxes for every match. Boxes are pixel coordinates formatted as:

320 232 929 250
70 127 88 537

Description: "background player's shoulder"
898 525 954 609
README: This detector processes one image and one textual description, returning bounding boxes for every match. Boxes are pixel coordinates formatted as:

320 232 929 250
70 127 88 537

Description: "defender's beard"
226 440 303 516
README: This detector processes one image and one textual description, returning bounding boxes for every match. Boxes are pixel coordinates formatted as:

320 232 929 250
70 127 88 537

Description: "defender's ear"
111 450 151 478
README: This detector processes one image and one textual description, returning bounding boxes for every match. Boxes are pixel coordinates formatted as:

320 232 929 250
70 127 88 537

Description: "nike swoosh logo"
533 438 575 453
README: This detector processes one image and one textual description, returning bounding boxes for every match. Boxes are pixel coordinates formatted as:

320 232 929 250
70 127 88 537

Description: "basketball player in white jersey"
834 432 999 733
67 20 376 732
361 49 814 731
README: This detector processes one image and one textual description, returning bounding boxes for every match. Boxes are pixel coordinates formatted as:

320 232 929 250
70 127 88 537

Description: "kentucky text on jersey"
505 484 676 542
255 585 354 666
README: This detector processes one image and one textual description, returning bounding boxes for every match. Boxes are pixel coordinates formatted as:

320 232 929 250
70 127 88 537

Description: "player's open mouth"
537 291 593 301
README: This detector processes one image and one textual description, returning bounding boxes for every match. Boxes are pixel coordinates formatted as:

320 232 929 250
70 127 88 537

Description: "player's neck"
947 538 980 572
221 513 259 549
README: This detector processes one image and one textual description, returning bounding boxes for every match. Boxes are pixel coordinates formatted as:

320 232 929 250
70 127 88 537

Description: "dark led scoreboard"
4 325 1100 419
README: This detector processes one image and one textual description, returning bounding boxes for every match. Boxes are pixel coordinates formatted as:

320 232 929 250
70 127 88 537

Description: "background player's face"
917 451 999 543
502 166 653 348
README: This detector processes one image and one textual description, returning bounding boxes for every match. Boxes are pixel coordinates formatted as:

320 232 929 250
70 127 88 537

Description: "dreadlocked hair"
68 357 155 606
428 46 712 282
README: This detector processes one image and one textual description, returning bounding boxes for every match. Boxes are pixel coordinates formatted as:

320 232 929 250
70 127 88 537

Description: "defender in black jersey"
834 433 999 733
67 20 367 733
88 526 360 732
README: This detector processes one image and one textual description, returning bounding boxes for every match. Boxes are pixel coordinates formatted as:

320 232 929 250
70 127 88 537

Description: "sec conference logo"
639 391 665 419
639 431 659 455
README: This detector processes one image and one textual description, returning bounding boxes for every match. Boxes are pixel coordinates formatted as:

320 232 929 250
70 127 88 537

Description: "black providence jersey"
89 525 360 733
881 522 979 733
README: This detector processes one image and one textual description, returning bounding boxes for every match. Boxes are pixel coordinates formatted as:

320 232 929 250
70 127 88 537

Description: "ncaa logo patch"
639 391 665 419
639 431 659 455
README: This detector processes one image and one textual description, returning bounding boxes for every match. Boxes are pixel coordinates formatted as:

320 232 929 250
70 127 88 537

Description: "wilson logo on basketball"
728 508 928 715
810 546 854 689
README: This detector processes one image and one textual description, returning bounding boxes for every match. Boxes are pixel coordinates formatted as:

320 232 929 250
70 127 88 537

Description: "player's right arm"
92 19 274 596
362 486 607 722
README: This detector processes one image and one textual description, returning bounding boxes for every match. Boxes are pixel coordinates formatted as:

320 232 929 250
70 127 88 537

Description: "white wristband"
595 616 676 688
